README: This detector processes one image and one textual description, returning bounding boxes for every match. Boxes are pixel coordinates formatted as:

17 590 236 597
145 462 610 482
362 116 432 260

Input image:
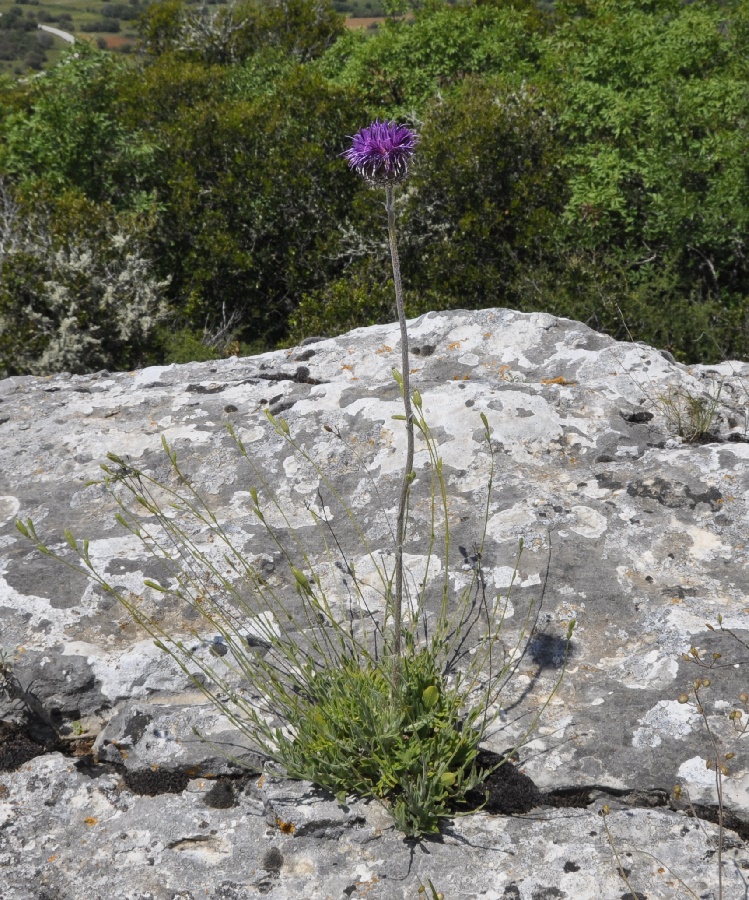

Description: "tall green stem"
385 182 414 698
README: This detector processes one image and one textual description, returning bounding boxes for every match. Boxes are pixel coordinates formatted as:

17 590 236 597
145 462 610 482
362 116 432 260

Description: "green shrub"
80 19 121 33
510 247 749 363
154 325 224 365
288 263 465 341
140 65 367 346
138 0 345 65
401 76 567 312
0 44 157 206
316 0 547 111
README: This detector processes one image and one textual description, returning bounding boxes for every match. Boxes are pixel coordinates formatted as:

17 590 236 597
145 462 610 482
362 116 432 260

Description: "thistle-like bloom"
343 120 418 185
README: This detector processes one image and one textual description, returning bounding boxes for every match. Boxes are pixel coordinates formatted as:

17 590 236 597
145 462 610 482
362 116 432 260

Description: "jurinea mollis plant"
18 122 572 837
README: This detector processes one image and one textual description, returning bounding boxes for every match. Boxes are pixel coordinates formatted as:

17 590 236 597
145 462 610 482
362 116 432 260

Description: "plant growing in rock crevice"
17 122 573 836
18 393 557 834
654 379 725 444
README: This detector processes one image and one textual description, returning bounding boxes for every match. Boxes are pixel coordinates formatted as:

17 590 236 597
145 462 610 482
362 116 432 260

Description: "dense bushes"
138 0 345 64
315 0 546 108
534 0 749 359
123 59 366 345
0 187 168 375
80 19 122 33
303 0 749 362
289 75 568 339
1 0 748 374
0 49 158 204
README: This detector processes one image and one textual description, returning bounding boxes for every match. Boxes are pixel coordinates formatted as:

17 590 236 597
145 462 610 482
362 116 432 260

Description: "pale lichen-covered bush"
0 193 169 376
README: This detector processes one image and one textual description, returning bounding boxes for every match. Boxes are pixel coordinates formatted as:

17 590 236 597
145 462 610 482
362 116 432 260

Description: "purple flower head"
343 120 418 186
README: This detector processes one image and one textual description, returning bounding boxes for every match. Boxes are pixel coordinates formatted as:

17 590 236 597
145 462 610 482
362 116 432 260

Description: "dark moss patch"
203 777 237 809
0 720 53 770
463 748 542 814
261 846 283 873
531 888 566 899
123 767 191 796
544 786 596 809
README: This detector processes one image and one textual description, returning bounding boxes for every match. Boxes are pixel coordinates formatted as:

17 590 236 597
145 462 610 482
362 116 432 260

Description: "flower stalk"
386 181 414 696
343 119 419 698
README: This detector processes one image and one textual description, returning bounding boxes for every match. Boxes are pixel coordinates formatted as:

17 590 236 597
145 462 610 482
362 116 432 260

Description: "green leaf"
422 685 440 708
291 566 312 595
144 579 167 592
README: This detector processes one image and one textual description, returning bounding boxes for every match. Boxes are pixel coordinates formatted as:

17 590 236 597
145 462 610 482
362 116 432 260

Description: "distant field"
345 15 385 29
0 0 390 75
0 0 144 74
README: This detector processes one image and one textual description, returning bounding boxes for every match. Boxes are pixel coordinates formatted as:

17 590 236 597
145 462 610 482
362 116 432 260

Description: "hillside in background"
0 0 391 76
0 0 145 75
1 0 748 376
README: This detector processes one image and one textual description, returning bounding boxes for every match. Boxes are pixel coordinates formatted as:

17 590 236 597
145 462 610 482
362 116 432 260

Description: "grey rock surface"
2 750 748 900
2 307 749 898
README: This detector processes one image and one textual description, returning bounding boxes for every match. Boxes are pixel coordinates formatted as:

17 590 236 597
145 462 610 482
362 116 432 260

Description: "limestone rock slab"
1 308 749 895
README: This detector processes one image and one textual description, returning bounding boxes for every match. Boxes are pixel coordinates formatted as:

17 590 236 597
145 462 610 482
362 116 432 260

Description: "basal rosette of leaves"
278 649 486 835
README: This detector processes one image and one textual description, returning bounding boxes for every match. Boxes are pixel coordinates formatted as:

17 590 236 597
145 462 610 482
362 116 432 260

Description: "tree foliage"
0 45 157 206
316 0 547 110
131 62 366 343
